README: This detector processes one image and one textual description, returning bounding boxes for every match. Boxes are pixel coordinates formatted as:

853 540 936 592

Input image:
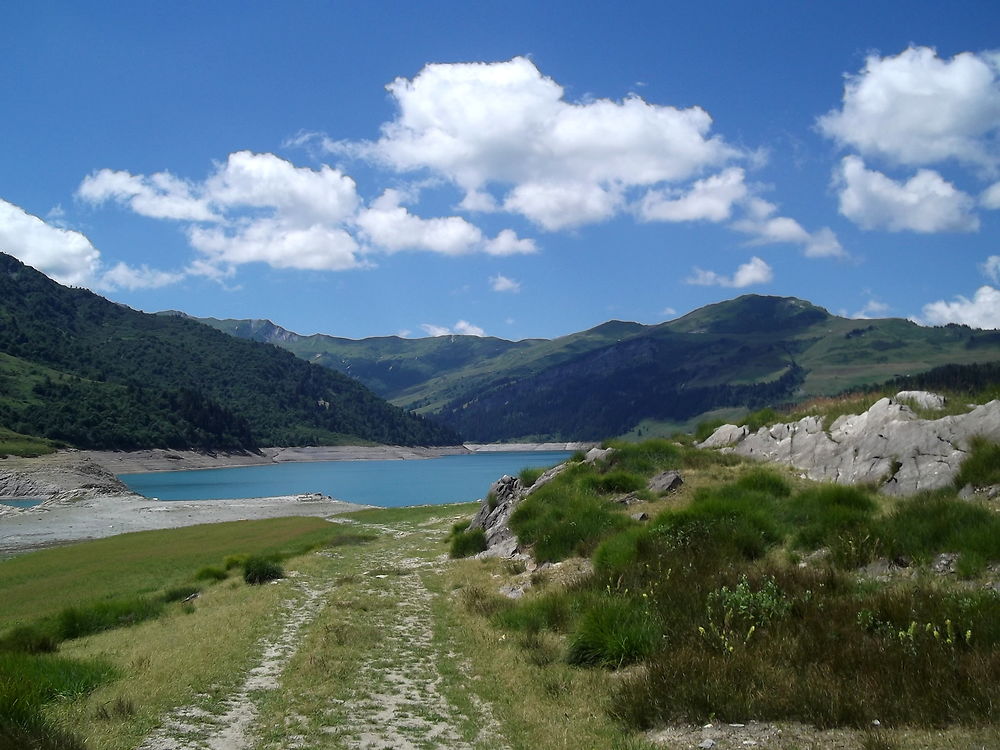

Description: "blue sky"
3 1 1000 339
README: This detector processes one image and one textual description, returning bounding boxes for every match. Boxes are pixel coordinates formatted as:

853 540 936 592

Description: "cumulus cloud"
731 198 845 257
420 320 486 337
834 156 979 233
0 198 184 290
78 169 218 221
357 190 484 255
80 151 535 278
852 299 890 319
490 274 520 293
638 167 748 223
982 181 1000 209
0 199 102 286
685 256 773 288
920 286 1000 329
982 255 1000 284
329 57 742 230
818 46 1000 170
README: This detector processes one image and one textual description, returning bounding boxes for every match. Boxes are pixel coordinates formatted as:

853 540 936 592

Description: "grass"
0 426 60 457
242 556 284 584
482 440 1000 735
0 651 114 749
954 436 1000 488
449 528 487 558
0 516 354 632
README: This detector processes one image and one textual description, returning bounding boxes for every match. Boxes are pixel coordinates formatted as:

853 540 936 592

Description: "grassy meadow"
2 438 999 749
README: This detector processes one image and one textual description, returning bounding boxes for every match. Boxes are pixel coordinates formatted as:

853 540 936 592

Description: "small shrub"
195 565 228 582
0 625 58 654
223 554 247 570
783 484 877 554
880 492 1000 571
493 590 577 634
243 556 284 585
449 528 487 558
56 597 164 640
460 585 510 618
603 439 681 475
519 466 545 487
593 471 645 495
734 468 791 497
594 527 649 579
567 597 659 668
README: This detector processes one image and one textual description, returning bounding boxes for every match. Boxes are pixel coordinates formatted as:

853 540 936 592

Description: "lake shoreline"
0 492 376 557
82 442 594 475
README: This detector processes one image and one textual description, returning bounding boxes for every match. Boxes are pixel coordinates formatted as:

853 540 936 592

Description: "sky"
3 1 1000 340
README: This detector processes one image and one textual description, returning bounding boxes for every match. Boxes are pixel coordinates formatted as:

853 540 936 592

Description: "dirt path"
136 514 506 750
138 575 333 750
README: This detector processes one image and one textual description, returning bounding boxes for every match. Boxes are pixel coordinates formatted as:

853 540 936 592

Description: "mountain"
196 296 1000 442
0 254 459 450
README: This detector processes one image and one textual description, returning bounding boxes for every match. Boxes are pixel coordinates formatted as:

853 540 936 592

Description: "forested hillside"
0 254 459 450
200 296 1000 442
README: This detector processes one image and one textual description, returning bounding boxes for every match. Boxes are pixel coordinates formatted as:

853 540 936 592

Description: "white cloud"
0 198 185 291
502 180 623 231
982 255 1000 284
920 286 1000 329
638 167 748 223
78 169 218 221
851 299 890 319
356 190 484 255
0 198 102 286
81 151 535 278
834 156 979 233
188 220 363 273
731 198 845 257
490 274 520 293
982 181 1000 209
420 320 486 337
818 46 1000 170
483 228 536 256
661 307 677 317
330 57 742 230
100 262 184 290
205 151 360 223
685 256 773 288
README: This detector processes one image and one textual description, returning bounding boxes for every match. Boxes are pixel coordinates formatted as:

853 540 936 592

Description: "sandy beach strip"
0 492 371 557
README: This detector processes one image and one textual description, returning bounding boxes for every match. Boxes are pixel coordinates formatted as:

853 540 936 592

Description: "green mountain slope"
195 295 1000 442
0 254 459 450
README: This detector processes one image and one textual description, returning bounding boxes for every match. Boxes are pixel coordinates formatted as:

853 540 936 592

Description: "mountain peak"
666 295 831 335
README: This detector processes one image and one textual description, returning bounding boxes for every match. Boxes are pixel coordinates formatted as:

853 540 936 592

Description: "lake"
120 451 572 507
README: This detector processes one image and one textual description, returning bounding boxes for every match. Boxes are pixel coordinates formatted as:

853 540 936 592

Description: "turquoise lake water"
120 451 572 507
0 498 43 508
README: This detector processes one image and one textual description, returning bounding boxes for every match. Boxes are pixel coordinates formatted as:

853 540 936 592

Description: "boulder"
648 470 683 494
896 390 947 411
698 397 1000 496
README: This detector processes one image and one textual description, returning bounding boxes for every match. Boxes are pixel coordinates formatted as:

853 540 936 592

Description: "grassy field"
2 445 999 749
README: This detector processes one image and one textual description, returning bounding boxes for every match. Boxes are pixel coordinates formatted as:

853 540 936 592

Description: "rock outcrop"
0 451 138 501
699 392 1000 496
468 449 618 558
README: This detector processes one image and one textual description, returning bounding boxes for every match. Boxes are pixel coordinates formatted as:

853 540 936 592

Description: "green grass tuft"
449 528 487 558
567 597 659 668
954 436 1000 488
242 556 284 585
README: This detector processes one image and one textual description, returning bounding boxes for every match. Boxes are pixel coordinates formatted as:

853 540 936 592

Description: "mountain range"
0 253 458 451
191 296 1000 442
